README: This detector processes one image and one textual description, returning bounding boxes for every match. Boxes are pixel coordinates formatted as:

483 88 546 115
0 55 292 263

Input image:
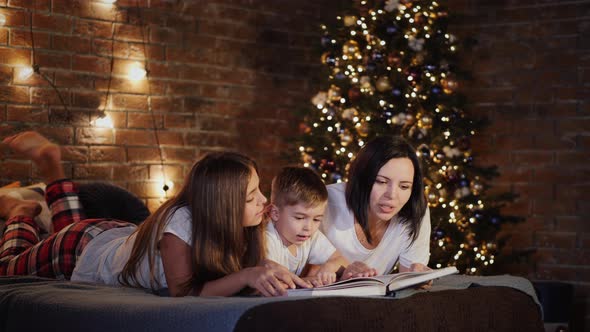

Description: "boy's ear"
269 204 279 222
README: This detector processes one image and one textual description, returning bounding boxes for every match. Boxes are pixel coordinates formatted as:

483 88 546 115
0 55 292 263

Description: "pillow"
0 183 52 234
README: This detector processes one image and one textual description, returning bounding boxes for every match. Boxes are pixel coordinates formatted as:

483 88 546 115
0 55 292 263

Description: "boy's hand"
340 261 377 280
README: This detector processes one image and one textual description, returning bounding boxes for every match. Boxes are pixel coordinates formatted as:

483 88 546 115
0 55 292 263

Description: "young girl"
318 136 431 279
0 131 308 297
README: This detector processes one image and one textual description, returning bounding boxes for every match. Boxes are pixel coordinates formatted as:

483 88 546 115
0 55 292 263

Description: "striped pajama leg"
0 179 88 278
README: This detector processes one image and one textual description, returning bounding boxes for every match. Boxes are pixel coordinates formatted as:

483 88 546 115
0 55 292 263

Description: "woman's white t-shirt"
320 182 431 275
265 221 336 276
71 206 193 289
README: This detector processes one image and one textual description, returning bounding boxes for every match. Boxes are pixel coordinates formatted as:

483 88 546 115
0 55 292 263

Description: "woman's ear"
269 204 279 222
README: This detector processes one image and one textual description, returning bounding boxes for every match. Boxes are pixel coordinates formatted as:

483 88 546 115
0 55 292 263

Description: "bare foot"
0 195 42 220
2 131 64 183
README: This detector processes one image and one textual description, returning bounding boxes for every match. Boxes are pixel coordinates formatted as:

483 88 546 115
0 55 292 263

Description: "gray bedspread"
0 275 543 332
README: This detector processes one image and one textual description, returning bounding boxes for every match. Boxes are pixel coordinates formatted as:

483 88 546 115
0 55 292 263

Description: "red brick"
555 216 589 233
89 146 125 162
52 35 91 54
128 112 161 128
0 160 31 178
533 167 587 183
513 183 553 200
151 96 182 112
0 7 29 27
62 146 88 162
557 152 590 167
149 27 182 45
556 184 590 201
512 151 554 166
35 51 71 70
0 47 31 65
30 87 69 105
535 232 577 249
114 23 143 42
33 13 72 33
72 55 110 73
75 127 115 145
145 62 177 79
36 126 74 144
73 19 113 38
115 129 156 146
71 91 103 109
112 165 149 181
148 164 185 181
9 29 50 48
161 147 196 162
533 199 577 215
74 164 113 180
0 65 11 83
163 114 195 128
185 132 236 148
7 0 50 11
54 72 95 89
0 85 29 103
0 28 7 44
155 131 184 146
536 264 578 281
110 94 148 111
127 147 161 162
6 105 49 122
52 0 124 22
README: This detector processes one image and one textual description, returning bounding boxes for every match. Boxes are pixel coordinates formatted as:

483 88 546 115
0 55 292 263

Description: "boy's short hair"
271 166 328 207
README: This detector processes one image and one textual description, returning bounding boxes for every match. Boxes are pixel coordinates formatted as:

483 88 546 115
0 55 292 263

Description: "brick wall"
1 0 588 328
0 0 341 210
448 0 590 329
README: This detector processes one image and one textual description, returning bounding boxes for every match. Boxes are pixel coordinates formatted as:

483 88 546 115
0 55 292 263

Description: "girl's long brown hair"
119 152 265 294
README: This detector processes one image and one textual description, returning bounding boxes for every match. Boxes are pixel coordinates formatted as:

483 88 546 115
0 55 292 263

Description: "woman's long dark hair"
119 152 265 294
345 136 427 245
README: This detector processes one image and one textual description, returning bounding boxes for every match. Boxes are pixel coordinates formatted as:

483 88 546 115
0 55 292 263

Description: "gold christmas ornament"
342 107 359 120
441 76 459 94
376 76 392 92
343 15 357 27
340 129 353 146
417 113 433 129
342 40 360 56
356 121 370 137
328 85 342 101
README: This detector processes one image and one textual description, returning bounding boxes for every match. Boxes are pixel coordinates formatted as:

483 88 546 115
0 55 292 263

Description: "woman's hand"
401 263 432 289
340 261 378 280
246 260 311 297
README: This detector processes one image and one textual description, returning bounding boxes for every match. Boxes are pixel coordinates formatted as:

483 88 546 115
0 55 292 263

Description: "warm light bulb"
92 114 114 128
128 62 146 81
0 13 6 26
18 67 34 80
100 0 117 4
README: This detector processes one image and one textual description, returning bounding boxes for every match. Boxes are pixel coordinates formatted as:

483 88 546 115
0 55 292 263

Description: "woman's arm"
160 233 310 297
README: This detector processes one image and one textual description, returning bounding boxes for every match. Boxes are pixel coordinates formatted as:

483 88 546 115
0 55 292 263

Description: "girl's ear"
269 204 279 222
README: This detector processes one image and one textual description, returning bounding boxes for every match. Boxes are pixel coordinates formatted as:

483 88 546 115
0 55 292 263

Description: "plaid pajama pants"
0 179 131 279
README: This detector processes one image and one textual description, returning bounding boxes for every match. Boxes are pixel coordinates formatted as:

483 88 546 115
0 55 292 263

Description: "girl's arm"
160 233 310 297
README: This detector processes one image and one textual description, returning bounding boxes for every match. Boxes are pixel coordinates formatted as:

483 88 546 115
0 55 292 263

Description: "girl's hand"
303 271 337 287
340 261 378 280
246 261 311 297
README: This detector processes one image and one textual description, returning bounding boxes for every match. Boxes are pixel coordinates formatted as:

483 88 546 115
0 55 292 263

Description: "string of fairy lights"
299 0 498 274
0 0 172 199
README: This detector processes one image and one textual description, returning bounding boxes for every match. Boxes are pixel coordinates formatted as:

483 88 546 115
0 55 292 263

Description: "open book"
288 266 458 297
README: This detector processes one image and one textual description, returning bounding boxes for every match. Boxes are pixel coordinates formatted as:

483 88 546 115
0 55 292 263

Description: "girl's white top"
71 206 192 289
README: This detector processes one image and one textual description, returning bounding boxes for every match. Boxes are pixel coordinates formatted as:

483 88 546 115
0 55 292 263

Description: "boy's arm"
303 251 349 286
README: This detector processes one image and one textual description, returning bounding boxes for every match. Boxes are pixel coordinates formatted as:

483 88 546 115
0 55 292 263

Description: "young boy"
265 166 348 287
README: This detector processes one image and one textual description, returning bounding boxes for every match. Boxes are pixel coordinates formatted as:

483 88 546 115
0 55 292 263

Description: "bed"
0 183 544 332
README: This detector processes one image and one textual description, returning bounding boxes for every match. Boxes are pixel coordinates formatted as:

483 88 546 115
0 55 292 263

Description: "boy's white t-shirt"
71 206 193 289
265 221 336 276
320 182 431 275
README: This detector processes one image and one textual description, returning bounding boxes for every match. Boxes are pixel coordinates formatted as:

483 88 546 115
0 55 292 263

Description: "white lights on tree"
128 62 146 81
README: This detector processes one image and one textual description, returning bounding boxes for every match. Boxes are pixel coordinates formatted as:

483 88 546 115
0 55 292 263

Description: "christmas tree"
297 0 520 274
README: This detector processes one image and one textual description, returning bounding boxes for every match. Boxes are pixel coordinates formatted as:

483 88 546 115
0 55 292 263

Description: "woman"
321 136 431 277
